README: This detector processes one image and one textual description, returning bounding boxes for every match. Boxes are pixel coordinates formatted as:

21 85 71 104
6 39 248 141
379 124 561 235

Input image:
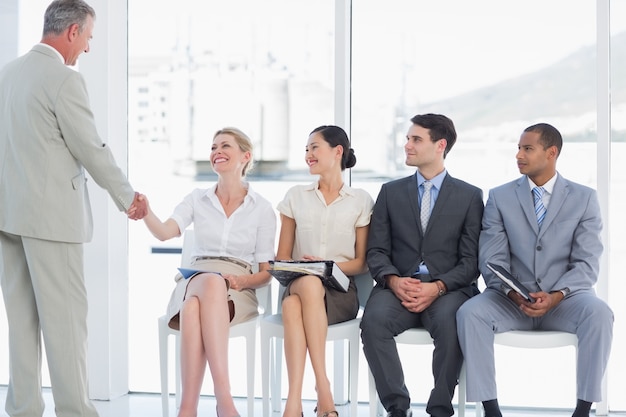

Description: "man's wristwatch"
557 287 571 297
435 280 447 297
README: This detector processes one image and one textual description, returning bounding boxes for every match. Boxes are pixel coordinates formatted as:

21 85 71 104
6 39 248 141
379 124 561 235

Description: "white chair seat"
475 330 608 417
368 328 467 417
494 329 577 349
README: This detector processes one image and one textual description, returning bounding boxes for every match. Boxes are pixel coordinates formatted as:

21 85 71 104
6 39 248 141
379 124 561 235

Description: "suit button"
537 278 542 283
536 245 542 251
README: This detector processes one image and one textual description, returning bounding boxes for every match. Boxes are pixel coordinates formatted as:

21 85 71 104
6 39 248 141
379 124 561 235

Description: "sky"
15 0 626 103
126 0 626 102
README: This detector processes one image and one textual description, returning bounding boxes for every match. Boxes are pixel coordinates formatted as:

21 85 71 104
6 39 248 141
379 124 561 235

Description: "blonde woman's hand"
223 273 249 291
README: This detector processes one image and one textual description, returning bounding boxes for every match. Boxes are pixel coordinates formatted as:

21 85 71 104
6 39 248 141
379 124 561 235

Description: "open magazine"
486 262 535 303
177 268 221 280
269 260 349 292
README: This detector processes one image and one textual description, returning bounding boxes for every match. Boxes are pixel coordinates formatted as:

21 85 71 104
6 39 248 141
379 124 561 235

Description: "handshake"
127 192 148 220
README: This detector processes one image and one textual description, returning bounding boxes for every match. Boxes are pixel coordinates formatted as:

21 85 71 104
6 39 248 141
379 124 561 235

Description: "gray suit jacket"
0 44 135 243
479 174 603 295
367 172 484 294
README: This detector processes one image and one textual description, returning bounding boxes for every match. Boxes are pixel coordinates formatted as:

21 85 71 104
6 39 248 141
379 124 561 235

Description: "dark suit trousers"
361 284 471 417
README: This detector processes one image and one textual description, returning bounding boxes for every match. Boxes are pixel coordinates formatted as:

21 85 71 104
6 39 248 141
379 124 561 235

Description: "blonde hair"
213 127 254 176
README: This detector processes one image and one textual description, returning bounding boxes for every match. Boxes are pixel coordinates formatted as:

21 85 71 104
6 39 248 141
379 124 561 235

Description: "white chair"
475 330 606 417
368 329 467 417
158 230 271 417
261 272 374 417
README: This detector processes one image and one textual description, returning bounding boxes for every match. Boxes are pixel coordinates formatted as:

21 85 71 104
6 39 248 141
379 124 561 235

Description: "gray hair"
42 0 95 36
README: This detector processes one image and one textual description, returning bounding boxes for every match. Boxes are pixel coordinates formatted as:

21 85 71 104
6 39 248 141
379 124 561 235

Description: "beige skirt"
166 258 258 330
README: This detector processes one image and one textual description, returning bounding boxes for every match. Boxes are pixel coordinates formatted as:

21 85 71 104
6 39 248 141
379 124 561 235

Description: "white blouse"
277 182 374 262
170 183 276 265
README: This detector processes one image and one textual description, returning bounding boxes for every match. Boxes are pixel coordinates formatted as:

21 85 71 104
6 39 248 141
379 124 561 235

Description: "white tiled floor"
0 388 623 417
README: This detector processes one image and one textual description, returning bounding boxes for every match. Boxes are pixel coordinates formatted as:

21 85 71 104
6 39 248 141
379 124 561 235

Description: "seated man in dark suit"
361 113 484 417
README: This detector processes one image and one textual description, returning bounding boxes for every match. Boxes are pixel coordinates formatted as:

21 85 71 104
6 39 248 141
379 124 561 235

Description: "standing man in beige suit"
0 1 146 416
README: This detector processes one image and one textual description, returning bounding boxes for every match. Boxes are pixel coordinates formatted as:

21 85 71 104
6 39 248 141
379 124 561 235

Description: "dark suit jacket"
367 172 484 295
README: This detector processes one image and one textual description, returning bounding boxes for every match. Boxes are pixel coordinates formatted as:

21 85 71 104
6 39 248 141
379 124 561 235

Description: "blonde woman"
142 127 276 417
276 125 374 417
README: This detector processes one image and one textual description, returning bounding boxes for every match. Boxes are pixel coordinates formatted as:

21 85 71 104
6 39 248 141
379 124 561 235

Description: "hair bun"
345 147 357 169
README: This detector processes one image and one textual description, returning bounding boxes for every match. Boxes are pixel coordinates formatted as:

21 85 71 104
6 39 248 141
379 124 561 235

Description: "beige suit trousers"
0 231 99 417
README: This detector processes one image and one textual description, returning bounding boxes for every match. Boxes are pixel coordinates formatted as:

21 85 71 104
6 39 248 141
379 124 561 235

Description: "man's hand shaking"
127 192 148 220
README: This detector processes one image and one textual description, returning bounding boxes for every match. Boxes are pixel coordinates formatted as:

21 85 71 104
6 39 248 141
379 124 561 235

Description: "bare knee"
290 275 325 300
282 294 303 324
180 296 200 321
188 273 228 301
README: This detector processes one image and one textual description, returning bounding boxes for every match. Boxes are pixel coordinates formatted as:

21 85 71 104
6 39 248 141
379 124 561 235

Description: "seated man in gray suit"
457 123 613 417
361 113 484 417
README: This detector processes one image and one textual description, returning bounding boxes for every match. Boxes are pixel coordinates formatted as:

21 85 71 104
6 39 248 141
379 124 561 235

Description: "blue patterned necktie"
533 186 546 227
420 181 432 231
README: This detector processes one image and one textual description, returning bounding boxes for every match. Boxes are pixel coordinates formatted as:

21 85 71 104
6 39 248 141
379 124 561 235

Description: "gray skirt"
283 275 359 325
166 257 258 330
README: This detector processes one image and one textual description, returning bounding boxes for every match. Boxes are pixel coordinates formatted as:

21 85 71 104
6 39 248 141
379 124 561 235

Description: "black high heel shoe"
314 406 338 417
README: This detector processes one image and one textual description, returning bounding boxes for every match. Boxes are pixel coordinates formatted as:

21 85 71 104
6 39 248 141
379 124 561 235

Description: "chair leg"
458 362 466 417
368 369 379 417
596 372 608 416
333 340 349 405
261 327 271 417
175 331 181 409
476 402 483 417
246 332 256 417
158 318 170 417
349 335 359 417
272 337 283 413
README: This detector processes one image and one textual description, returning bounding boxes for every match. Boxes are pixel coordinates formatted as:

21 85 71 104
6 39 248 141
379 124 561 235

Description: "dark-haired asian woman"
276 125 374 417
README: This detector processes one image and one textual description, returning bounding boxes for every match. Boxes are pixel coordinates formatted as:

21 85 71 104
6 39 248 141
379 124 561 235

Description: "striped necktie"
421 181 433 231
533 186 546 227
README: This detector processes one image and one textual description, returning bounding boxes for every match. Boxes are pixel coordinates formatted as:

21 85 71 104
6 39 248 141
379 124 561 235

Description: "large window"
352 1 601 189
351 0 605 409
351 1 625 409
128 0 336 396
609 0 626 409
128 0 626 408
0 0 623 412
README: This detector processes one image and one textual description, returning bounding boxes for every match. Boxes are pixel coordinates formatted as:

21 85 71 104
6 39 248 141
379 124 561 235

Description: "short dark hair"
310 125 357 170
524 123 562 156
43 0 95 36
410 113 457 157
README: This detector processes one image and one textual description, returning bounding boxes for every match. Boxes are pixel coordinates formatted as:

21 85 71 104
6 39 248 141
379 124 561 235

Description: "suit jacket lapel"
516 177 540 234
407 174 422 232
540 175 568 237
428 174 452 229
414 173 453 235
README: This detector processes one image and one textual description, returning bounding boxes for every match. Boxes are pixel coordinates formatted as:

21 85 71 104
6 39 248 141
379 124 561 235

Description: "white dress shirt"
527 172 558 209
170 183 276 265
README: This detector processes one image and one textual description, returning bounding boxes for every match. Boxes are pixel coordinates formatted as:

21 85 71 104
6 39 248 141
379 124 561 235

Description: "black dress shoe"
386 408 412 417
